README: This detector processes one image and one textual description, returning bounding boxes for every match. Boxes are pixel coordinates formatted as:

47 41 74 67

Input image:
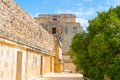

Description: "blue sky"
13 0 120 31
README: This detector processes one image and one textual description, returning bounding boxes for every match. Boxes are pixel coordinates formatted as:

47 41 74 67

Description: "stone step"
41 77 84 80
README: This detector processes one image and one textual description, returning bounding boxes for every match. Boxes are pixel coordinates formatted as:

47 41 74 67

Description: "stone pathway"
40 73 84 80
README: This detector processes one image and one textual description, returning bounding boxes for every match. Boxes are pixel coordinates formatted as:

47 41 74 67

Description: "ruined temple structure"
0 0 62 80
35 14 83 72
35 14 83 53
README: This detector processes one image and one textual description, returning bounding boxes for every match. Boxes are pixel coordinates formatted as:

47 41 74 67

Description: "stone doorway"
16 51 22 80
50 57 52 72
40 56 43 75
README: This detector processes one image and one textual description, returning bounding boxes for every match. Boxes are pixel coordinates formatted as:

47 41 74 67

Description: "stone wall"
35 14 83 53
0 42 15 80
35 14 83 73
0 0 55 54
62 55 76 73
26 50 41 80
61 23 83 53
54 38 63 73
35 14 76 24
0 38 55 80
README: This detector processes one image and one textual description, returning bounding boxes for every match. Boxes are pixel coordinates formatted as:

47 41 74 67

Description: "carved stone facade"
35 14 83 53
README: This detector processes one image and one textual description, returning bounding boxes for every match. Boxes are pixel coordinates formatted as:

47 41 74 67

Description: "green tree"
68 6 120 80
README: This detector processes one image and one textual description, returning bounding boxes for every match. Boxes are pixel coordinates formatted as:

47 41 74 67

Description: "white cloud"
76 18 89 31
34 13 40 17
114 0 120 6
106 1 111 5
84 0 93 2
56 8 96 31
57 8 96 19
105 0 120 8
97 6 110 12
73 4 83 6
43 1 47 4
98 0 120 12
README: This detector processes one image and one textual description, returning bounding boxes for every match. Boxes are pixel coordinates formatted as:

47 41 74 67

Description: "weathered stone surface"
62 55 76 73
35 14 83 53
0 0 55 53
0 1 61 80
35 14 83 73
0 40 55 80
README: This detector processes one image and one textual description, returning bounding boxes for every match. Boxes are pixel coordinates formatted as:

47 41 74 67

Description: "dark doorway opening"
52 27 56 34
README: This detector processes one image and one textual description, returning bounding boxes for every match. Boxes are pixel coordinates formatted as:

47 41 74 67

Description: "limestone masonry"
0 0 59 80
0 0 55 53
35 14 83 53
